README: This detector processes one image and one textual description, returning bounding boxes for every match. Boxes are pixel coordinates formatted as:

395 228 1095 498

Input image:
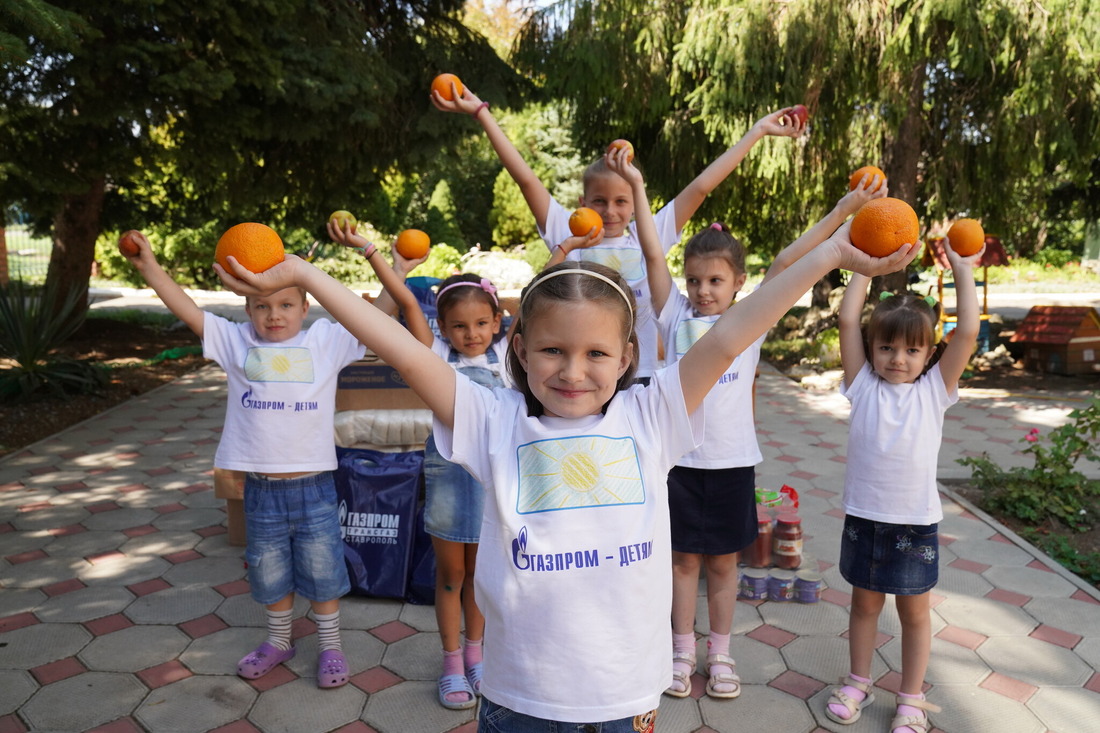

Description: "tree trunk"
47 177 106 322
881 60 926 295
0 225 8 286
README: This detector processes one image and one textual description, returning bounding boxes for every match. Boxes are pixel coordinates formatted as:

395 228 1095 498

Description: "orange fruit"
849 198 919 257
214 223 285 273
431 73 464 101
118 230 142 257
946 218 985 257
329 210 356 229
849 165 887 192
395 229 431 259
568 207 603 237
607 139 635 162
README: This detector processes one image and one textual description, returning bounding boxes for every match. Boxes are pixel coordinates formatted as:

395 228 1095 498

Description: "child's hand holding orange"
327 217 371 251
118 230 152 263
837 174 889 218
430 77 484 117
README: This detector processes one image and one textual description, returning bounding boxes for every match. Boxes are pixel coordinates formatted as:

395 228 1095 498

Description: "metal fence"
5 226 51 281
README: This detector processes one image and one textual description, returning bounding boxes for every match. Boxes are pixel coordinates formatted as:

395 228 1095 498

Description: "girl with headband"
826 232 985 732
223 194 917 732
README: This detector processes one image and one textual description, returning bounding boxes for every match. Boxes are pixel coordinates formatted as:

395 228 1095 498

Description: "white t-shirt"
657 291 764 469
540 199 682 378
430 334 512 388
841 362 958 524
432 366 703 722
204 312 365 473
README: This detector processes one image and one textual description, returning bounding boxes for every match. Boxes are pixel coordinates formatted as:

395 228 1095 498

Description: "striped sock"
314 610 342 652
265 608 293 651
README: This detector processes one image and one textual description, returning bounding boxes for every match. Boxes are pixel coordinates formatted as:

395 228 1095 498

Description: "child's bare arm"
839 273 871 388
216 256 458 428
677 222 918 413
120 231 205 338
763 181 887 285
433 85 552 231
672 109 806 231
937 244 985 391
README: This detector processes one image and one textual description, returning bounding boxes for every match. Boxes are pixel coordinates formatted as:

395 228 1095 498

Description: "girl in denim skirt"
828 234 985 733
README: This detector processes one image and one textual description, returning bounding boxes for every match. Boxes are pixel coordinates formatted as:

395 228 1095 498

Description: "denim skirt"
839 514 939 595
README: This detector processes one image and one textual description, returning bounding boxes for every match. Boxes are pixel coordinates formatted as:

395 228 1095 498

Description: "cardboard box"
336 352 428 412
225 499 247 547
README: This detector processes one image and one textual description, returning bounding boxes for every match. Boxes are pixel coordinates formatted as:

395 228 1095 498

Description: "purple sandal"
237 642 296 679
317 649 349 688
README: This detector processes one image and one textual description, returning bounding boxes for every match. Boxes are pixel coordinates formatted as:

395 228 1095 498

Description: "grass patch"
86 309 181 330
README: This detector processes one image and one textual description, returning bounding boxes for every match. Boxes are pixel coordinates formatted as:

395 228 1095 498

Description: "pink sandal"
317 649 349 688
237 642 295 679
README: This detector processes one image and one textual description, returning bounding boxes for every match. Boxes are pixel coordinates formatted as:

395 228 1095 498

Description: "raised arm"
838 273 871 388
677 222 918 413
327 221 433 346
432 84 552 231
216 256 458 429
120 231 205 338
672 109 805 231
763 178 888 285
936 244 985 391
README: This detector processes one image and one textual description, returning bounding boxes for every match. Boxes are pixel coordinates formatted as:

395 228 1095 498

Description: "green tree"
0 0 515 311
515 0 1100 275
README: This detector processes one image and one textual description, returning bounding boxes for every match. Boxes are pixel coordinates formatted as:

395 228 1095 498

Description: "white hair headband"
436 278 498 306
519 266 635 330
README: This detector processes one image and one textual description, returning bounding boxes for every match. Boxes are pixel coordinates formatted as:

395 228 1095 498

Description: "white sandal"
891 694 941 733
824 675 875 725
705 654 741 699
664 651 696 698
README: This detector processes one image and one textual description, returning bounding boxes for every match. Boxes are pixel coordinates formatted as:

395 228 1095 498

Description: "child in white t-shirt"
827 234 984 733
217 189 916 730
121 230 365 688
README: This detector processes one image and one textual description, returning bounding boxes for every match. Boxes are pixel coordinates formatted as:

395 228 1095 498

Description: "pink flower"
1025 429 1039 443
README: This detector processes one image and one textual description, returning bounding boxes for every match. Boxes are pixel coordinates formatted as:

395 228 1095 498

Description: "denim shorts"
839 514 939 595
478 698 658 733
423 433 485 543
243 471 351 605
668 465 757 555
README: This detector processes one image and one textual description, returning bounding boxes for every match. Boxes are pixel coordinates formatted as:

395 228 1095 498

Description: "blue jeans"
838 514 939 595
478 698 657 733
243 471 351 605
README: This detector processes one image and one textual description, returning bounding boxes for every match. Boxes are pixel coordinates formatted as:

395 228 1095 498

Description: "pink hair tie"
436 278 499 306
710 222 723 231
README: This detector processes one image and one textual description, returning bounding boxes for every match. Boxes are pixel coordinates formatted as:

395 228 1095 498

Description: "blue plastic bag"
335 447 424 599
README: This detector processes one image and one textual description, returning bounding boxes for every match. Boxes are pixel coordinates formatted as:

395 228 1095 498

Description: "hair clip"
710 222 723 231
923 295 937 307
878 291 895 301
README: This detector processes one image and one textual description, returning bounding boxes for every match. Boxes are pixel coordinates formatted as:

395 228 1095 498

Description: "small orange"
849 198 919 258
395 229 431 259
568 207 603 237
214 223 285 273
431 73 464 101
607 139 635 163
118 230 142 257
849 165 887 193
946 218 985 257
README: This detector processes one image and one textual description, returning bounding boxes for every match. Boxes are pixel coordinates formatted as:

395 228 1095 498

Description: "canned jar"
767 569 796 602
745 508 773 568
738 567 769 600
794 569 823 603
773 514 803 570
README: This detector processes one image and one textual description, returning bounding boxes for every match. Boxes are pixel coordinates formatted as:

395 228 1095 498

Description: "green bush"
958 394 1100 531
0 278 107 400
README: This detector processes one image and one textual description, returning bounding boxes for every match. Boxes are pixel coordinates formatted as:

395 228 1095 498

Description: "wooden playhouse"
1009 305 1100 376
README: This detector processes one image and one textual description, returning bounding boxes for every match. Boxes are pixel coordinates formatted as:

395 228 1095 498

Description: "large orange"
431 73 464 101
849 198 919 257
568 207 603 237
946 218 985 257
849 165 887 193
215 223 285 273
395 229 431 259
